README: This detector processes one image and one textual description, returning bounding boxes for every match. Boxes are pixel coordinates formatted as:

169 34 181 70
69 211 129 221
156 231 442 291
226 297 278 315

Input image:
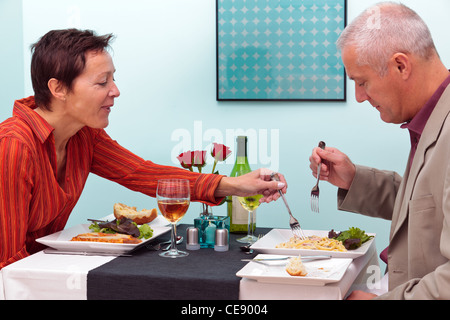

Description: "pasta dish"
276 236 347 252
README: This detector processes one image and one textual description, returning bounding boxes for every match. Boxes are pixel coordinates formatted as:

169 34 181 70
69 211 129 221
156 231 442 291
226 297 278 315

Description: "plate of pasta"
250 229 375 259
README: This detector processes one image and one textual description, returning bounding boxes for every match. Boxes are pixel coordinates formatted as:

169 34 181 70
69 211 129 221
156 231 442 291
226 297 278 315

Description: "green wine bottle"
227 136 256 233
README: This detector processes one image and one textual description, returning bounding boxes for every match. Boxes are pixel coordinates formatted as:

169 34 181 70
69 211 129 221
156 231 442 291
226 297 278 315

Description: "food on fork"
114 202 158 224
286 256 307 276
71 232 142 244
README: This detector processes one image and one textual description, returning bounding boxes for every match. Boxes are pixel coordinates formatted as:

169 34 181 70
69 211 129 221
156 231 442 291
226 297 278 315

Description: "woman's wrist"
214 176 236 198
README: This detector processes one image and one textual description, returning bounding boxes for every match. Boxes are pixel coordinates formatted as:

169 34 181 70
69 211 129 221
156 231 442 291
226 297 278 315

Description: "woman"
0 29 286 269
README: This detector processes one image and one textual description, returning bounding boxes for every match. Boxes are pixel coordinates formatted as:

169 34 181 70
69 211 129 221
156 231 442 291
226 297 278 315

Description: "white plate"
250 229 375 259
36 215 171 255
236 254 353 286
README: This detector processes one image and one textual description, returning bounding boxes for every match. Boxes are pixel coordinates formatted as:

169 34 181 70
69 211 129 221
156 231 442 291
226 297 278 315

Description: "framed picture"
216 0 347 101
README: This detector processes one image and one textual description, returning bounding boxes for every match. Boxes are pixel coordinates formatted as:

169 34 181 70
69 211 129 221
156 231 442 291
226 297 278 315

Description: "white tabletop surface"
1 238 386 300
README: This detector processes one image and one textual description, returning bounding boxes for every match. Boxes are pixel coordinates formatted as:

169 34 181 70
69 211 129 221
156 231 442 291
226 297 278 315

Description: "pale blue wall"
2 0 449 267
0 0 24 119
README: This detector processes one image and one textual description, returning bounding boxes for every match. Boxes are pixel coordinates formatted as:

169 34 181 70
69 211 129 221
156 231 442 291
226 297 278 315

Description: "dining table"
0 222 386 300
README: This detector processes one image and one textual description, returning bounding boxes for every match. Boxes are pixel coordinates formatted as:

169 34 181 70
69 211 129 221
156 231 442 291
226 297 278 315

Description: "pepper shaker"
214 228 229 252
186 227 200 250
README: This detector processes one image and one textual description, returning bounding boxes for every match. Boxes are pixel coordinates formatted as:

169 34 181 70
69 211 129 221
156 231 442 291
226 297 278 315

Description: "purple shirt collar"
401 73 450 135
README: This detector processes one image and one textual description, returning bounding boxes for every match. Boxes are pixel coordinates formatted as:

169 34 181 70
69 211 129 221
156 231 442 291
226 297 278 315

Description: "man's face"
342 46 410 124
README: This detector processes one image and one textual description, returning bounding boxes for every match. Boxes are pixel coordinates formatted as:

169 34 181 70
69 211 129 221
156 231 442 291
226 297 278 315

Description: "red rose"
177 151 194 170
192 150 207 169
211 143 232 162
177 143 231 176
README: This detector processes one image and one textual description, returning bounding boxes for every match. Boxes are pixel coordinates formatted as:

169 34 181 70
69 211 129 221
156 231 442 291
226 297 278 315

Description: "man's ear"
391 53 412 80
47 78 68 102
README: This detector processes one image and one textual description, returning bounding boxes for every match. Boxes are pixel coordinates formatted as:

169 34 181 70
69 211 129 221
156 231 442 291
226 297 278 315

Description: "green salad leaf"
138 223 153 239
88 219 153 239
88 221 115 234
329 227 373 250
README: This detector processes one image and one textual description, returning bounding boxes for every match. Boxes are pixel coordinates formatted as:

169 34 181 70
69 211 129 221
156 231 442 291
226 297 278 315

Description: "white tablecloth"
1 241 386 300
1 252 114 300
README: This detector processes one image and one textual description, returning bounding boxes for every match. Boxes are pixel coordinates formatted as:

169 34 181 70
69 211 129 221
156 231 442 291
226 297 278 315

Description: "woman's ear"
47 78 68 102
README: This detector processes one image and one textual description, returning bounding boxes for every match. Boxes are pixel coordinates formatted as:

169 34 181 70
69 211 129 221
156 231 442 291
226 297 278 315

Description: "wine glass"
157 179 190 258
236 170 263 244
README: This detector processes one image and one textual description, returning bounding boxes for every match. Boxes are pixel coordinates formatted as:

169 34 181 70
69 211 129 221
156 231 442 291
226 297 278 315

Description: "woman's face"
64 50 120 129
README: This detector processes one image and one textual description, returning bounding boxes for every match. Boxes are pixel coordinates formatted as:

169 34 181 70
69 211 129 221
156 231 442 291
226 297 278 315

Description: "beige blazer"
338 85 450 299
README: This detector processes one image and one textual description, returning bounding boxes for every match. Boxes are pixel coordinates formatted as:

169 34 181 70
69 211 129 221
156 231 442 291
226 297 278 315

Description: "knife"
43 248 132 257
241 255 331 262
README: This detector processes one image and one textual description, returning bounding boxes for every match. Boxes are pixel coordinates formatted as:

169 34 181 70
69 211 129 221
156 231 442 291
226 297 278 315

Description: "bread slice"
71 232 142 244
286 256 308 276
113 203 157 224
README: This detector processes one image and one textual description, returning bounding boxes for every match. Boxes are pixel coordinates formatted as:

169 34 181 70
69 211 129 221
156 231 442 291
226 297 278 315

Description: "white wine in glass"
237 194 262 243
157 179 190 258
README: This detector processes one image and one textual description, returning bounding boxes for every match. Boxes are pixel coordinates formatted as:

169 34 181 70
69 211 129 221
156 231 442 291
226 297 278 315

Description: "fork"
311 141 326 213
271 173 307 240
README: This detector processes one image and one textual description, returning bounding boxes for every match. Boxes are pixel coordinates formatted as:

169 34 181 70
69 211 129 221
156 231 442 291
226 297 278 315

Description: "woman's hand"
215 168 287 203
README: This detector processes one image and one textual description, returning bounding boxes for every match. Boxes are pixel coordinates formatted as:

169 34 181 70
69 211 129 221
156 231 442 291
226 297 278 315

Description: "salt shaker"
186 227 200 250
214 228 229 252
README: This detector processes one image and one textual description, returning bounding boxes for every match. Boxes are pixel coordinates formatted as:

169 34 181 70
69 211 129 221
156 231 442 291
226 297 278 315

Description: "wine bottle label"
231 196 256 224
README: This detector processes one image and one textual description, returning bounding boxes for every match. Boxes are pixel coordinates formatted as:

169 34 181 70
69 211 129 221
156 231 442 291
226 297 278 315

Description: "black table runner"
87 225 270 300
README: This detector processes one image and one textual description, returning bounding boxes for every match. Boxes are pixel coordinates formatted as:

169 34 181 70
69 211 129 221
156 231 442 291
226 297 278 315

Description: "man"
309 2 450 299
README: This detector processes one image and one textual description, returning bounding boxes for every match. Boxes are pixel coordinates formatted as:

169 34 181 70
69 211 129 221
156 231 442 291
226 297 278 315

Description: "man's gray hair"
336 2 437 76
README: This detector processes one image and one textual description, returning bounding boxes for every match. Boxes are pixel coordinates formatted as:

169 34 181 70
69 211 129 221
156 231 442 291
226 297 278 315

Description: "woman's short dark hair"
30 29 114 110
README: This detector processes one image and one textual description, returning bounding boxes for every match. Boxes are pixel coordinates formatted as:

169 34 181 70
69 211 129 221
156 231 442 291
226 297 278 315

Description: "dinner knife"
43 248 132 257
241 255 331 262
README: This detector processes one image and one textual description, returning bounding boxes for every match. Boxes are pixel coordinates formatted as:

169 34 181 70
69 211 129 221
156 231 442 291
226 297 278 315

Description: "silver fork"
271 173 306 240
311 141 326 213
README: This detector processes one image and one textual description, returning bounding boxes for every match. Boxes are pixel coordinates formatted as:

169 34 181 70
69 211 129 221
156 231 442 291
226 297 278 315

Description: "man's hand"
346 290 378 300
215 168 287 203
309 146 356 190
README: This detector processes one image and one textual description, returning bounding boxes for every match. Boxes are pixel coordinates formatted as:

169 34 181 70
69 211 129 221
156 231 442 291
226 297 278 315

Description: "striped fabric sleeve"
0 137 33 268
90 130 225 205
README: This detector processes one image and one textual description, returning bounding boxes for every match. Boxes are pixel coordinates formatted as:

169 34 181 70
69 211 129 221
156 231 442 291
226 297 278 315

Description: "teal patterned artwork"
216 0 347 101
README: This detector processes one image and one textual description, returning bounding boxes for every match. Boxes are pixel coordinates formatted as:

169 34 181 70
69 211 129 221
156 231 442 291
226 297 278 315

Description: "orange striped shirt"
0 96 223 269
